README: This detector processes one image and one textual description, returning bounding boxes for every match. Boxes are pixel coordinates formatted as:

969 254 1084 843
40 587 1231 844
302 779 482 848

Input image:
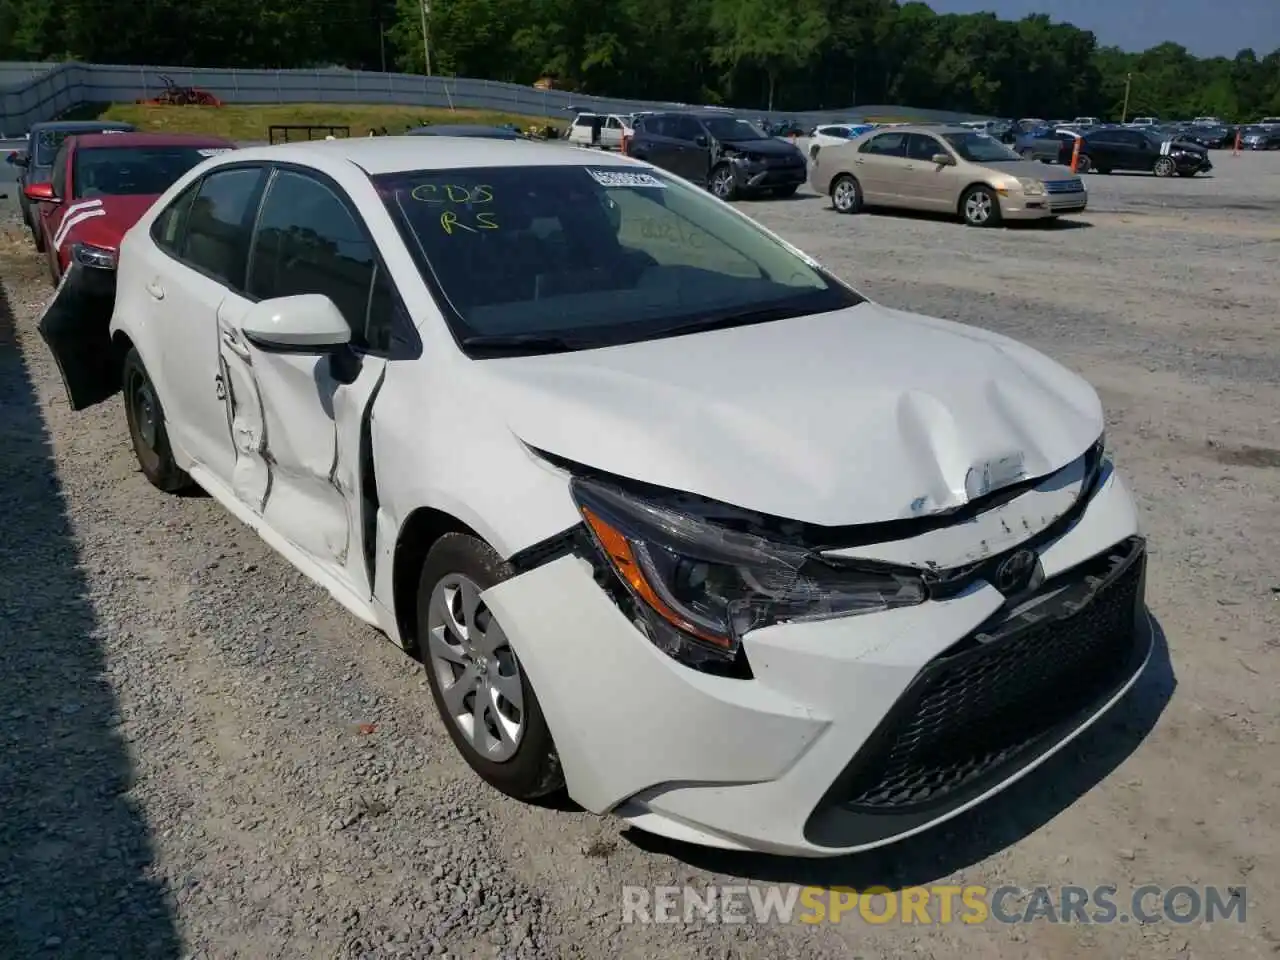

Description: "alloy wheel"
426 573 525 762
711 168 734 199
833 178 858 212
964 190 993 225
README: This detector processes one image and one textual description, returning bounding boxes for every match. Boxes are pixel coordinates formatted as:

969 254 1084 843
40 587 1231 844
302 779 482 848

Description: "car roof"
71 132 237 149
30 120 135 132
861 124 969 136
406 125 521 138
216 136 640 175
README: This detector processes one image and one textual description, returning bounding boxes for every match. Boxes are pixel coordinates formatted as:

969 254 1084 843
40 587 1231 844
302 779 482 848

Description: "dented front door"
215 297 386 598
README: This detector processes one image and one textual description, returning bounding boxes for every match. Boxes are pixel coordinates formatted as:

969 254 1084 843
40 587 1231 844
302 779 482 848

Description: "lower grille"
837 537 1145 813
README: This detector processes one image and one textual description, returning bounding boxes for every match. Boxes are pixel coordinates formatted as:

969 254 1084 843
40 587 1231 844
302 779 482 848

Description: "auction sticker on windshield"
198 148 233 157
587 169 666 188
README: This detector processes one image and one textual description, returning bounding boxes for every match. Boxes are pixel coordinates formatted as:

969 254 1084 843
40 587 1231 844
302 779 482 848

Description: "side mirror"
24 181 58 203
240 294 351 352
931 153 955 166
694 134 708 147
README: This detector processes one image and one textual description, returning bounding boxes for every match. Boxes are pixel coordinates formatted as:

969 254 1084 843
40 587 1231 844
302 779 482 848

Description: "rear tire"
122 347 192 493
830 174 863 214
961 185 1002 227
1074 155 1092 174
417 533 564 802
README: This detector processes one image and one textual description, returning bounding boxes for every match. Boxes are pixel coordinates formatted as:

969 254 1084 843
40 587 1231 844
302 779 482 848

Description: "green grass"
64 102 557 140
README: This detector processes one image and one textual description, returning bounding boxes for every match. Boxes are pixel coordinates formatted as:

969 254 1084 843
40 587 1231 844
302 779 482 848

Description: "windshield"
941 131 1022 162
703 117 767 140
72 146 223 199
374 164 860 354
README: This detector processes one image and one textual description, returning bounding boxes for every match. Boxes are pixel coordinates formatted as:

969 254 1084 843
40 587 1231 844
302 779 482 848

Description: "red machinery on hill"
136 74 224 107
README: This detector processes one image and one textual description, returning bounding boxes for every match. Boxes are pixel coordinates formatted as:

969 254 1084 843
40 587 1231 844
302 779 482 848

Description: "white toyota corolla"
39 137 1150 857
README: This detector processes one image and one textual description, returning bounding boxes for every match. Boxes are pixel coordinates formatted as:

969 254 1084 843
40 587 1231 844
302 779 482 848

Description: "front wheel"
961 185 1002 227
830 174 863 214
1153 157 1176 178
29 217 45 253
417 533 564 801
122 347 192 493
709 163 737 201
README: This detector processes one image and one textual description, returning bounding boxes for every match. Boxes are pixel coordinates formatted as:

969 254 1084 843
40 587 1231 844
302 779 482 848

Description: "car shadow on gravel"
624 613 1174 888
0 279 182 957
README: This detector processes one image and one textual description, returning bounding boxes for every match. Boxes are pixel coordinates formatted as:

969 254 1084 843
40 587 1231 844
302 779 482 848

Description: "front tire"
830 174 863 214
709 163 737 201
122 347 192 492
1153 157 1176 177
29 218 45 253
417 533 564 801
961 185 1002 227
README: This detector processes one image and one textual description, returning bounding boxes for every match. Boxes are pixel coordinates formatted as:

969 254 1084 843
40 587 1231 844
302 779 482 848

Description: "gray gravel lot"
1 151 1278 960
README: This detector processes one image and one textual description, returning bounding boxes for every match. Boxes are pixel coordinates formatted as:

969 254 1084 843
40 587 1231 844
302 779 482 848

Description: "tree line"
2 0 1278 121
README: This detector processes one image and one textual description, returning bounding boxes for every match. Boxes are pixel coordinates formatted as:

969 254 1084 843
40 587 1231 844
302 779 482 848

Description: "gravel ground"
1 150 1278 960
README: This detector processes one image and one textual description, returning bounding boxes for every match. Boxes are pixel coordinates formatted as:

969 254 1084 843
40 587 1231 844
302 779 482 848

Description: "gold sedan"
808 124 1088 227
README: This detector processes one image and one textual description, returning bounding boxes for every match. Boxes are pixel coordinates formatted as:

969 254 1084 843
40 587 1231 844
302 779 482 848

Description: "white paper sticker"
102 129 126 134
198 147 232 157
587 168 666 188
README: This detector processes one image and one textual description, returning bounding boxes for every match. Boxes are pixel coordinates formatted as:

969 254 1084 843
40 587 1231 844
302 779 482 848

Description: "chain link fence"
0 61 982 136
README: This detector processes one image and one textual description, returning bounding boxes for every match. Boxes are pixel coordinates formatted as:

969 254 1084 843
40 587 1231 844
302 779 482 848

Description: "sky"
925 0 1279 57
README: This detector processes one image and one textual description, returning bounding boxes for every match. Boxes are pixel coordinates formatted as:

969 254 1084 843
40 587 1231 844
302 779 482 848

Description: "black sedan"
1078 127 1212 177
1239 125 1280 150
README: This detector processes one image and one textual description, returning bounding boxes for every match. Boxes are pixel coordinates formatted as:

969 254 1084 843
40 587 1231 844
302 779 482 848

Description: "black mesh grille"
839 538 1145 812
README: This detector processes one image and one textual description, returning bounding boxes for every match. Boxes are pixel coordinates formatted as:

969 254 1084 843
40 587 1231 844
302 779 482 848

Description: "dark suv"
1078 127 1211 177
13 120 136 249
627 112 806 200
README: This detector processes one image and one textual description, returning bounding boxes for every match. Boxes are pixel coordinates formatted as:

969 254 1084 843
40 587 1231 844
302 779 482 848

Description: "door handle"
854 158 866 164
145 281 165 300
221 330 250 360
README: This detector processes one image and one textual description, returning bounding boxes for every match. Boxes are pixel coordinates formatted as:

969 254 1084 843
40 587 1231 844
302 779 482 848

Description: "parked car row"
19 129 1149 858
1009 123 1213 177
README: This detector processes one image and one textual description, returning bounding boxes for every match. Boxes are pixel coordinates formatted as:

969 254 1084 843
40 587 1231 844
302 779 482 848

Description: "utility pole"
1120 72 1132 123
420 0 432 76
378 20 387 73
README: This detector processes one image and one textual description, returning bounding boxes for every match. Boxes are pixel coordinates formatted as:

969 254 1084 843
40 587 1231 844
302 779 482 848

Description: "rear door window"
179 167 266 290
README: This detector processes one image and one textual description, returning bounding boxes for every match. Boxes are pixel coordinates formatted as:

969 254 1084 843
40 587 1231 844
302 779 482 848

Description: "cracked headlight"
1016 177 1046 196
571 477 926 669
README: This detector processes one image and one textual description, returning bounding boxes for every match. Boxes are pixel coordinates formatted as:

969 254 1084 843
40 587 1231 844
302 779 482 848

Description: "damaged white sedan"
47 136 1151 857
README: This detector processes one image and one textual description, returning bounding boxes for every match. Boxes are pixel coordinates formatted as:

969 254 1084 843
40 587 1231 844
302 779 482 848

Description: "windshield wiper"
646 304 801 340
460 333 601 355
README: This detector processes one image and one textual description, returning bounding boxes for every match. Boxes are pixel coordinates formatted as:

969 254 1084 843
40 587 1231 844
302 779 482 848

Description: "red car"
24 131 237 289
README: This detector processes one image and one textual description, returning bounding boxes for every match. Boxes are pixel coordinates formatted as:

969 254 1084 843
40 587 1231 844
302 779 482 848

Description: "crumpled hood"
476 302 1104 526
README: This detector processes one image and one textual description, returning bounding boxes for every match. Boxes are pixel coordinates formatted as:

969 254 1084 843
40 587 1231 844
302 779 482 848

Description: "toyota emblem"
994 549 1037 595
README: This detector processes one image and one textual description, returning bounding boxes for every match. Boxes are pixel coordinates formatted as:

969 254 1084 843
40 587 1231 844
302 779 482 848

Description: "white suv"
38 137 1151 858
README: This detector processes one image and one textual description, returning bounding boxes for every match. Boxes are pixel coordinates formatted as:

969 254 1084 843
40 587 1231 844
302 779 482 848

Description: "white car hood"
474 302 1104 526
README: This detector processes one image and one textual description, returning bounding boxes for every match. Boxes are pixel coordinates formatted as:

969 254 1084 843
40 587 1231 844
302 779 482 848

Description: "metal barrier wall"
0 60 984 136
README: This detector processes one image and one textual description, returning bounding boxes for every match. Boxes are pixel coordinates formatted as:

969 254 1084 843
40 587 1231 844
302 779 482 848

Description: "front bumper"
1002 190 1088 219
482 464 1149 857
732 159 807 192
